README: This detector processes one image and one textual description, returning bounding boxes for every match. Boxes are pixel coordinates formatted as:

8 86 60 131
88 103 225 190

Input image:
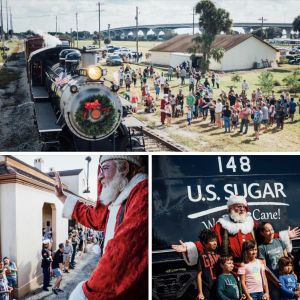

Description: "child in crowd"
0 262 12 300
187 107 192 126
278 256 300 300
231 109 239 132
196 229 219 300
238 240 269 300
217 255 244 300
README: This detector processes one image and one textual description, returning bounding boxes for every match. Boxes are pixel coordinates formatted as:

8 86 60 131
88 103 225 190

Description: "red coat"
72 178 148 300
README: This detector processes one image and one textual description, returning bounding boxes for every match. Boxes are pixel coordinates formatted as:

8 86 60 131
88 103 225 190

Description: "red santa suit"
160 97 167 125
62 172 148 300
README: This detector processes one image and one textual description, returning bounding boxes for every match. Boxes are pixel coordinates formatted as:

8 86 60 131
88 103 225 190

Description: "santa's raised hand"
54 172 67 203
172 240 187 253
288 227 300 239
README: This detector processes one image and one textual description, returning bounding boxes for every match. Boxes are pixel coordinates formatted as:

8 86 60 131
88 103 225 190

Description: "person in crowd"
167 66 173 81
52 243 65 295
165 101 172 127
215 73 220 89
125 74 131 91
54 155 148 300
231 109 239 132
70 230 79 269
215 98 223 128
217 255 243 300
238 240 269 300
0 262 12 300
196 229 219 300
288 98 296 122
131 95 138 113
63 239 73 273
278 256 300 300
239 104 251 135
160 95 168 126
242 80 249 94
261 102 269 131
2 257 17 289
180 68 187 85
275 102 285 130
186 92 195 119
189 75 196 92
41 239 52 292
187 106 192 126
223 102 232 133
253 106 263 140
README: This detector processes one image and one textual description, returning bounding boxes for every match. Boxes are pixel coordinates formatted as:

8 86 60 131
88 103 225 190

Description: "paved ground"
23 250 99 300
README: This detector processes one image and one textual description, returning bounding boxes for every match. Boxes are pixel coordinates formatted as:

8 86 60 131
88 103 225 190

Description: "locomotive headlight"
87 66 102 81
70 85 79 93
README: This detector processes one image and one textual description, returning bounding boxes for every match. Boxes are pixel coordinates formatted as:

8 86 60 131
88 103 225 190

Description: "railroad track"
132 127 186 152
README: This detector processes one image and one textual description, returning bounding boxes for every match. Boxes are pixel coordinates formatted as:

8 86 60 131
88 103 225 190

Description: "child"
155 84 161 101
278 256 300 300
238 240 269 300
0 262 12 300
196 229 219 300
187 107 192 126
231 109 239 132
217 255 244 300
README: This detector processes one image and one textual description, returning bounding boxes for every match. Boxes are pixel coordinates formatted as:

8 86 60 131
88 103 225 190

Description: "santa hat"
99 155 142 167
227 195 247 207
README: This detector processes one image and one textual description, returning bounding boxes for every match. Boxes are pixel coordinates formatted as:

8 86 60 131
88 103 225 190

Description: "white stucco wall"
60 172 85 198
149 51 171 66
169 53 192 68
0 182 69 296
219 37 277 71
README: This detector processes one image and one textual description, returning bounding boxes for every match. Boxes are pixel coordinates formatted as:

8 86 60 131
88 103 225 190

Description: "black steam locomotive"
25 36 144 151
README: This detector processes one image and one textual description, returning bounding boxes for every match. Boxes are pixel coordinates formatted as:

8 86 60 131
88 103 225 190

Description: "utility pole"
108 23 110 40
98 2 101 48
9 7 12 35
0 0 3 41
70 28 72 47
55 15 57 36
5 0 8 36
192 7 195 35
258 17 267 39
76 12 79 48
135 6 139 63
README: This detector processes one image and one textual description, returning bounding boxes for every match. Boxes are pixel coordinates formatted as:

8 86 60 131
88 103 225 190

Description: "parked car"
106 54 123 66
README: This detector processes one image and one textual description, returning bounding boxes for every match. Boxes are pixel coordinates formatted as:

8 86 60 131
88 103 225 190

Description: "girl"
278 256 300 300
238 240 269 300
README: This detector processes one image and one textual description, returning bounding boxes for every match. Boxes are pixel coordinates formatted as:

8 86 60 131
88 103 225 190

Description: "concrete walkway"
23 249 99 300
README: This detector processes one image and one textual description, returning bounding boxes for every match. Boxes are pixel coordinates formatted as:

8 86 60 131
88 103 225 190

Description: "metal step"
35 102 62 133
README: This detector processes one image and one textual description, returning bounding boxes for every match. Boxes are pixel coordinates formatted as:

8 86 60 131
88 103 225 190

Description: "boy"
196 229 219 300
217 256 244 300
52 243 65 295
187 107 192 126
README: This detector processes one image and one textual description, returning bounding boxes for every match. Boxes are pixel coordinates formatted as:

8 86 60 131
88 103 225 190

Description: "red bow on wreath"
84 100 110 111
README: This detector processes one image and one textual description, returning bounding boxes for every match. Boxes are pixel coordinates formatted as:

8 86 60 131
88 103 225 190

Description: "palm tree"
194 0 232 73
292 15 300 38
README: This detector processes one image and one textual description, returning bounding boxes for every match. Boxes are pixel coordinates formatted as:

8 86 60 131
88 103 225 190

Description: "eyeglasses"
232 205 246 210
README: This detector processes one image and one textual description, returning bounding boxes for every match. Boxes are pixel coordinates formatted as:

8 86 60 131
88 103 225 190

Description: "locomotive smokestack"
81 52 98 68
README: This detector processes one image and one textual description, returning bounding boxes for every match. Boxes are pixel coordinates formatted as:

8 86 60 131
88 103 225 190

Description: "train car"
152 155 300 299
25 36 145 151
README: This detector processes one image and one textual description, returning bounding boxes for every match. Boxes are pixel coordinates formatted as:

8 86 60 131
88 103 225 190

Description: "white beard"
99 171 128 206
229 210 247 223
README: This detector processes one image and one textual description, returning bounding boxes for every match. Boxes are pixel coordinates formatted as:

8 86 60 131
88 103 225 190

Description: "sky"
15 154 99 201
2 0 299 33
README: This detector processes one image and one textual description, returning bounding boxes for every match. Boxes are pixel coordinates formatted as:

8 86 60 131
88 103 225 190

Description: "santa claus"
172 195 300 269
54 155 148 300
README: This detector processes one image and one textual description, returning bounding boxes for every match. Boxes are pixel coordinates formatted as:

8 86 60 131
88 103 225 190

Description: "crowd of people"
41 226 98 295
172 195 300 300
116 63 299 141
0 257 17 300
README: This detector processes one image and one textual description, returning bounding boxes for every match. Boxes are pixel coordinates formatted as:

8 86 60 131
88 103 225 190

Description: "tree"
292 15 300 37
193 0 232 73
104 38 111 45
283 70 300 95
258 71 275 95
231 74 242 87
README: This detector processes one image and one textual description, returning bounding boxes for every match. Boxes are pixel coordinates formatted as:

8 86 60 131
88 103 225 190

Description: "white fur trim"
69 281 87 300
62 195 78 219
183 242 199 266
100 155 143 167
227 195 247 207
218 213 254 235
279 230 292 253
111 173 148 207
103 204 120 253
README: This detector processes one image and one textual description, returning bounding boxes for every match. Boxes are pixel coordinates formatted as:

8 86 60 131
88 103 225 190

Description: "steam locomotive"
25 36 144 151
